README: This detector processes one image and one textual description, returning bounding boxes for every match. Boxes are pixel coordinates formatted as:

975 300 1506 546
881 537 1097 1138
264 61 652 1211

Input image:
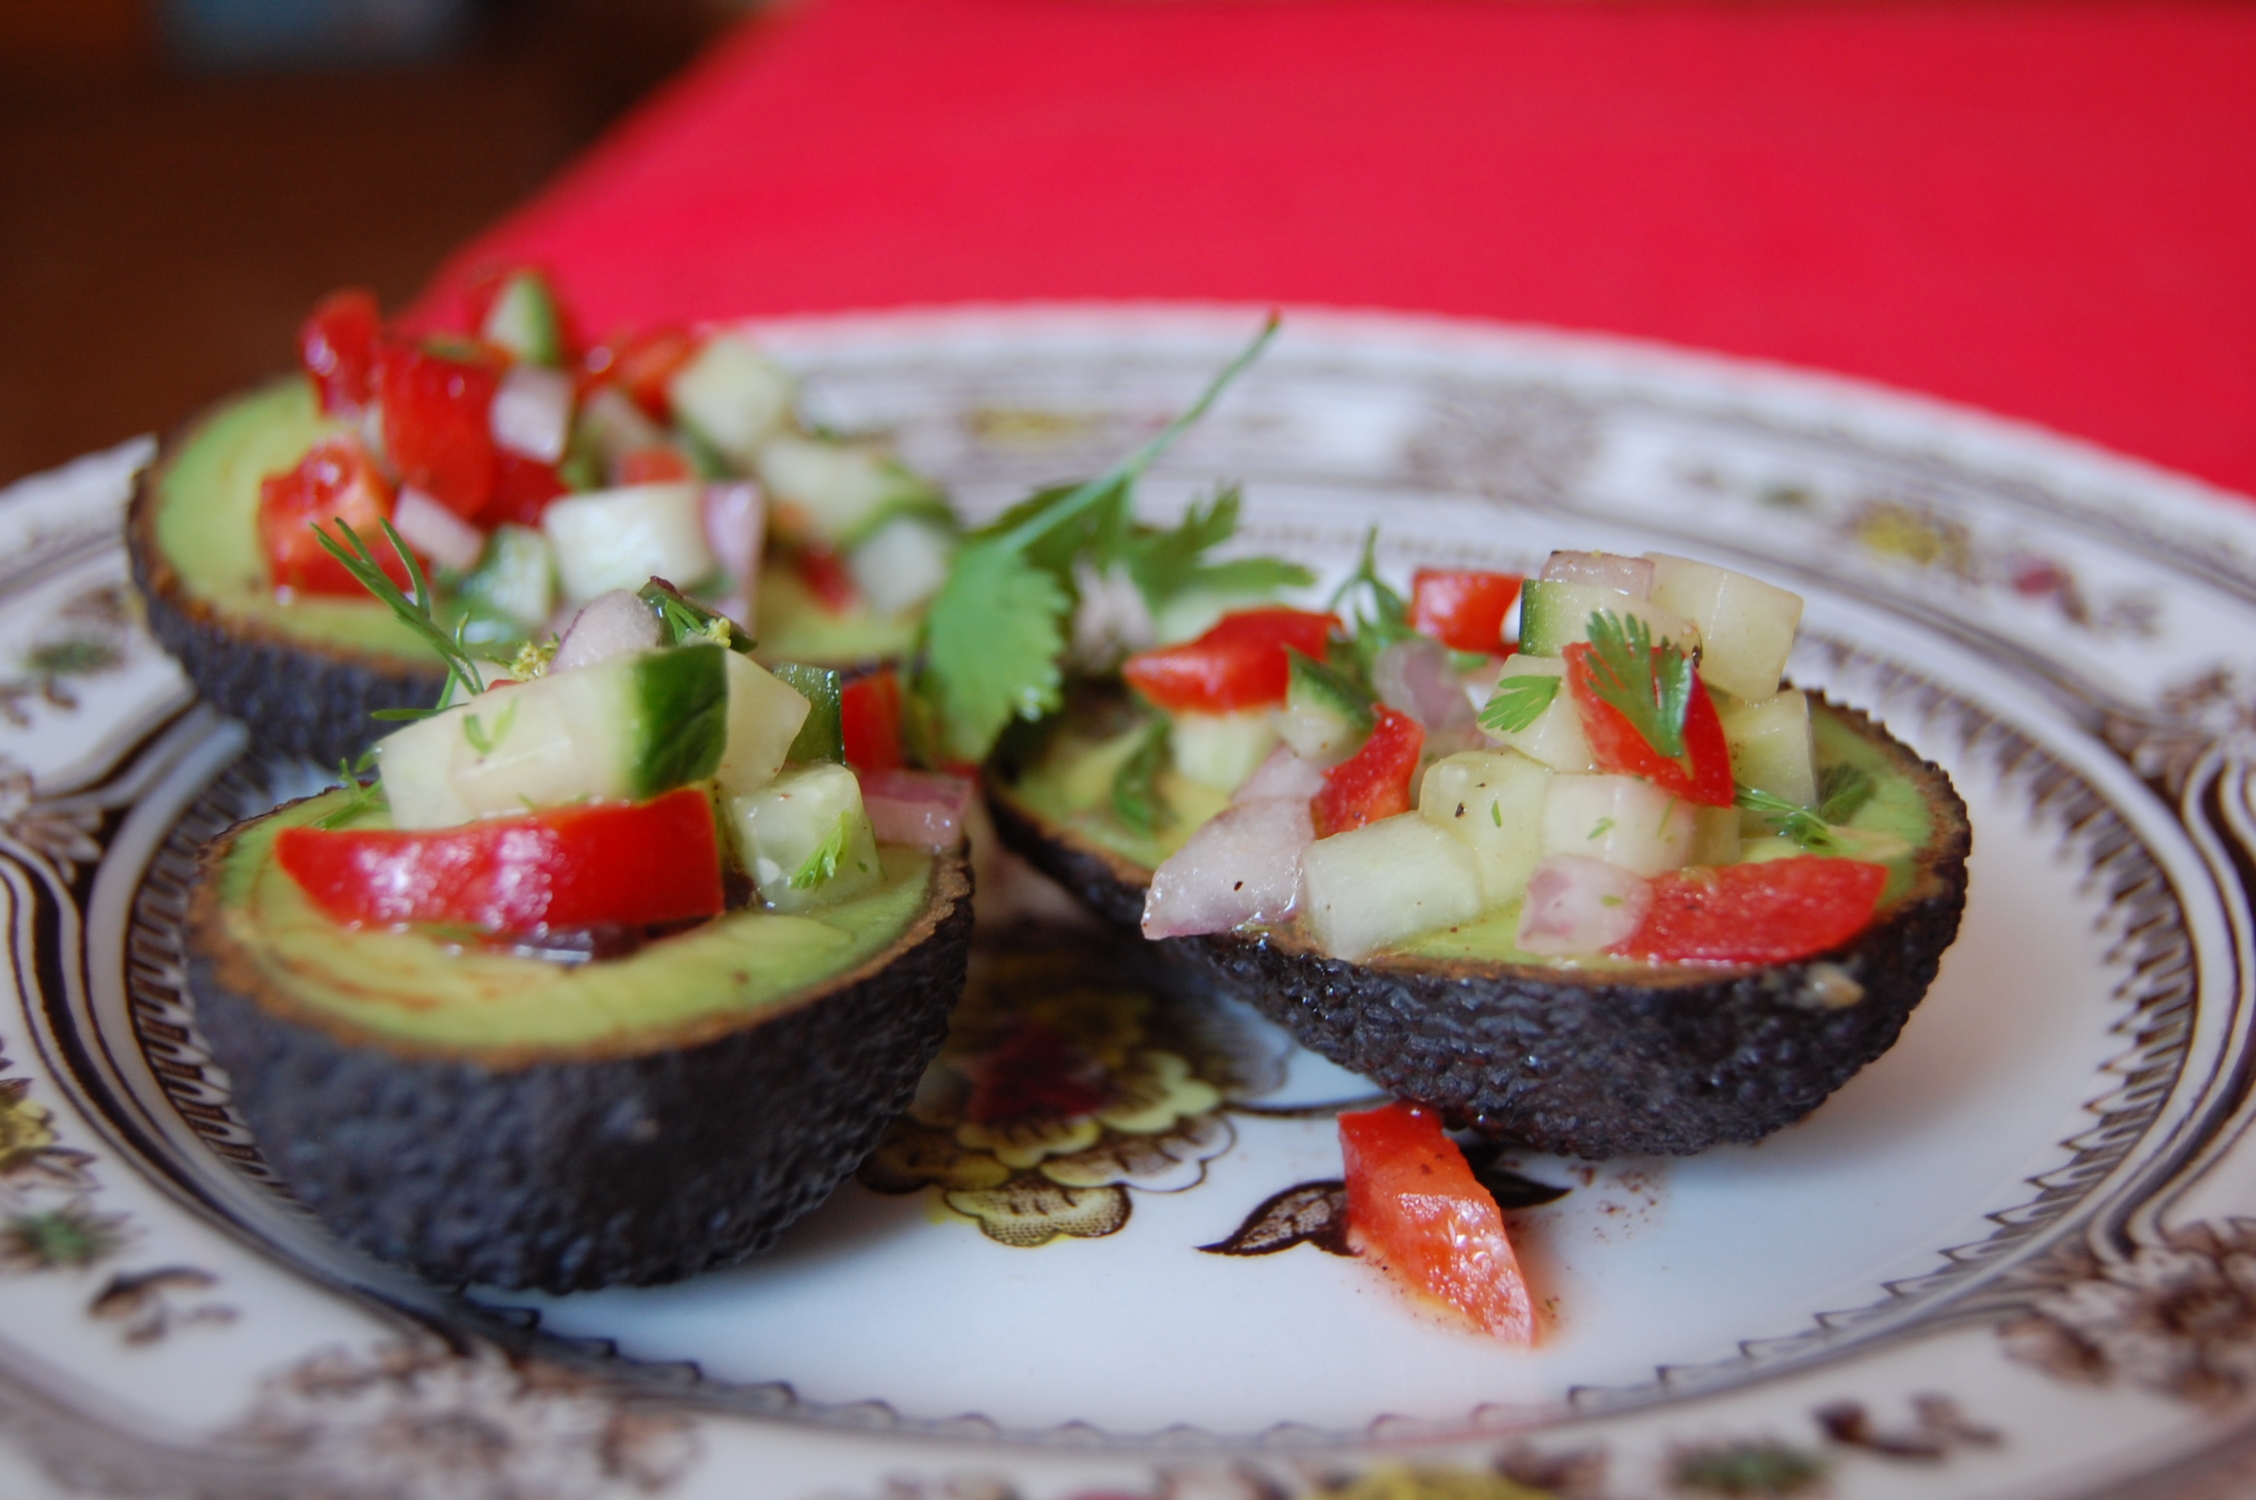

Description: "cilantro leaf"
913 315 1282 763
1110 718 1173 835
1817 763 1875 824
1734 783 1849 855
1328 527 1416 678
1478 674 1560 734
791 811 854 889
1581 610 1692 760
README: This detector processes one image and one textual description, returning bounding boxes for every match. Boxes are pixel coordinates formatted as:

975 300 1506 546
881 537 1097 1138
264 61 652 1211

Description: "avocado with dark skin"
988 698 1970 1159
188 789 974 1291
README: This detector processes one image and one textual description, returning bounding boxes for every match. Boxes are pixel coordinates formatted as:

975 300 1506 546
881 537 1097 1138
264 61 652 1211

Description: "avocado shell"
127 392 446 769
988 700 1971 1159
186 816 974 1292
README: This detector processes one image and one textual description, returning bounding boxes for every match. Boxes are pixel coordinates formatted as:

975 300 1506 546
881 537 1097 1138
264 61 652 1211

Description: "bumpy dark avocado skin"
127 402 445 768
989 703 1970 1159
187 833 974 1292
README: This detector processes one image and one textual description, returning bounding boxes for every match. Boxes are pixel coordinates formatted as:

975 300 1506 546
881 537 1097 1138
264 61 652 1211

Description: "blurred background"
0 0 758 488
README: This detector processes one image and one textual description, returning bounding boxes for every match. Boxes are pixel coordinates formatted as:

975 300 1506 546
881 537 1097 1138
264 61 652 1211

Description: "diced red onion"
1233 744 1327 804
1142 797 1314 939
553 588 661 673
489 365 574 464
860 769 973 851
1515 854 1653 957
391 487 485 573
1541 550 1654 598
703 481 765 586
1373 635 1476 732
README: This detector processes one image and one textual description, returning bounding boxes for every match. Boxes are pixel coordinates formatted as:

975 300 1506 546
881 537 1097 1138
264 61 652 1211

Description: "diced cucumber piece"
1717 686 1818 816
1418 749 1550 907
1539 773 1698 878
543 482 717 603
846 514 954 616
1517 579 1700 658
376 649 727 828
725 763 882 913
577 385 668 466
1169 708 1279 791
768 663 845 764
1645 553 1803 702
715 652 811 795
666 334 793 468
1150 587 1278 647
456 524 556 630
1480 655 1596 773
756 436 923 544
1303 814 1483 961
479 270 566 367
1275 650 1373 763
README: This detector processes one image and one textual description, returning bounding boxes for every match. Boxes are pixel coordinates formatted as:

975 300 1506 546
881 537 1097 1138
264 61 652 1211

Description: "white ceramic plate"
5 306 2256 1500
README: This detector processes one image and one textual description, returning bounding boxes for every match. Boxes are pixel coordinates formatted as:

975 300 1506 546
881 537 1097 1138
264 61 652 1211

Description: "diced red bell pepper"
484 451 570 529
841 669 906 773
1565 642 1735 808
1339 1101 1535 1343
1312 707 1424 838
617 445 694 485
1410 568 1522 654
792 546 861 613
275 785 724 936
1614 857 1889 966
299 289 384 418
258 438 410 597
590 327 699 418
1120 607 1338 714
375 343 502 520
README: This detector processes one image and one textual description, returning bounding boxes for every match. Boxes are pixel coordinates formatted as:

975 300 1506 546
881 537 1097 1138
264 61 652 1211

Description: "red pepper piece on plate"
258 437 410 597
617 445 694 485
484 450 570 529
375 343 502 520
1614 857 1888 966
793 546 861 613
592 327 699 419
299 289 383 418
1410 568 1522 653
1121 607 1338 715
1564 641 1734 807
1311 706 1425 838
842 669 906 773
1339 1100 1535 1343
276 785 724 936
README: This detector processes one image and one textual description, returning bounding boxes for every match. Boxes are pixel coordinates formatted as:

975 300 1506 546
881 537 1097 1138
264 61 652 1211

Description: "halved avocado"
128 380 449 767
988 698 1970 1158
187 789 974 1290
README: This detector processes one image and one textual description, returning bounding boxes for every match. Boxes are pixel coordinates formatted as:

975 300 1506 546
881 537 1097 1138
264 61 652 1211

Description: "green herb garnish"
313 748 385 829
1478 673 1560 735
1327 527 1417 679
640 579 754 652
1817 762 1875 824
1112 484 1312 609
791 812 854 889
462 696 519 756
1581 609 1692 760
1735 783 1849 854
1110 718 1173 835
915 315 1281 763
312 518 488 717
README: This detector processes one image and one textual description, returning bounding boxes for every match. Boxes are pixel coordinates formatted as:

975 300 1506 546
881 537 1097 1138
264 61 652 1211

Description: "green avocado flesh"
154 380 433 661
1005 700 1934 967
217 791 937 1054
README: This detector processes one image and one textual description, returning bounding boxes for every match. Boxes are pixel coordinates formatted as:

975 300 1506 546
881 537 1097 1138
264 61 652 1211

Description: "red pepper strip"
276 786 724 936
1564 641 1735 807
375 342 502 520
1410 568 1522 653
299 289 383 418
617 445 693 485
841 669 906 773
1614 857 1888 966
1311 707 1425 838
259 438 410 597
1120 607 1338 715
596 327 699 418
1339 1101 1535 1343
792 546 861 613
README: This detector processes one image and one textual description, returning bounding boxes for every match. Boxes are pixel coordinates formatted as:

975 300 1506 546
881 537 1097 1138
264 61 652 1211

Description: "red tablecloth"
416 0 2256 499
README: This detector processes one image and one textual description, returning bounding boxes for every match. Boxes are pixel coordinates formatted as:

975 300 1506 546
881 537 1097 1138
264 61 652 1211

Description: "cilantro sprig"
915 315 1283 763
1478 673 1560 735
790 811 855 889
312 518 487 718
1580 609 1693 760
312 747 386 829
1733 783 1851 854
1327 527 1417 679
